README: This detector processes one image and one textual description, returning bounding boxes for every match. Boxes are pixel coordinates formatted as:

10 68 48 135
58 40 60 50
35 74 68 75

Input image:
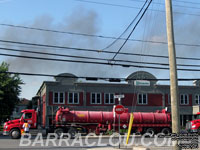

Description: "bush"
0 126 3 131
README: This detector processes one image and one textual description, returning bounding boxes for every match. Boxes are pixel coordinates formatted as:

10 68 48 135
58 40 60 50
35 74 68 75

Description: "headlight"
192 125 196 128
5 126 8 129
3 123 6 126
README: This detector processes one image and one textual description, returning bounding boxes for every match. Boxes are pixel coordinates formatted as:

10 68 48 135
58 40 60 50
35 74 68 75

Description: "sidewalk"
87 146 200 150
86 146 172 150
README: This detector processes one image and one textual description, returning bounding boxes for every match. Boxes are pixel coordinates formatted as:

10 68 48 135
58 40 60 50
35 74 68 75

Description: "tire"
10 129 21 139
197 128 200 135
161 128 171 135
145 128 155 137
68 127 77 139
54 128 64 138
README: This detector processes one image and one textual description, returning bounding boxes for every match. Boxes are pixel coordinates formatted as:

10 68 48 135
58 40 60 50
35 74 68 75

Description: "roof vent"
54 73 78 85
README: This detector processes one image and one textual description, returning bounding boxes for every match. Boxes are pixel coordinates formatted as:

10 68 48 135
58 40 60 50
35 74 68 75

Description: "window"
68 92 79 104
54 92 64 104
195 94 200 104
138 93 147 104
91 93 101 104
168 94 171 105
24 113 32 119
104 93 114 104
180 94 189 105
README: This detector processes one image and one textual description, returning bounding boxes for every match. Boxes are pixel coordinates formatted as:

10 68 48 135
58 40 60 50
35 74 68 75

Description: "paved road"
0 134 173 150
0 134 199 150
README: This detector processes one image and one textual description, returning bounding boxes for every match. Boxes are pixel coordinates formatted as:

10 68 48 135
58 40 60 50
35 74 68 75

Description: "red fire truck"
3 107 171 139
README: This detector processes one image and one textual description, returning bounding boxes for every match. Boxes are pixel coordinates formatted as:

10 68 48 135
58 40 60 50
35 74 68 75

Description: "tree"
0 62 23 123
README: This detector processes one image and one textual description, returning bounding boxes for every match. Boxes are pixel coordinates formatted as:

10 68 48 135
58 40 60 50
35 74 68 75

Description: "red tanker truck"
3 107 171 139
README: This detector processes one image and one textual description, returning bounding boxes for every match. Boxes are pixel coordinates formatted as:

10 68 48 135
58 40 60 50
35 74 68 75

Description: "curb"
132 147 150 150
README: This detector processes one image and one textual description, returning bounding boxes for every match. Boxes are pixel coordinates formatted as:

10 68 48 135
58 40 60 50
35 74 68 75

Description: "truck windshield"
19 112 24 119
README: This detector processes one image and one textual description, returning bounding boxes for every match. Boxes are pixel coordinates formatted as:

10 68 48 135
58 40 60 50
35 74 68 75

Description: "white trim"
68 92 80 104
90 92 102 104
180 94 189 105
195 94 200 104
137 93 148 105
104 93 115 104
53 92 65 104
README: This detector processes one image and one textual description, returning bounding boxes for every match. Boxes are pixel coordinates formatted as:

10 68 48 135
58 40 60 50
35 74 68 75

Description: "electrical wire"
2 46 200 67
2 24 200 48
1 39 200 61
172 0 200 5
102 0 149 50
2 52 200 71
112 0 152 60
128 0 200 9
0 52 169 69
1 71 200 81
74 0 200 17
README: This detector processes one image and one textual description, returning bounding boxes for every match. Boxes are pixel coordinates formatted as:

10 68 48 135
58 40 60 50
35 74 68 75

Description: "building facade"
35 71 200 129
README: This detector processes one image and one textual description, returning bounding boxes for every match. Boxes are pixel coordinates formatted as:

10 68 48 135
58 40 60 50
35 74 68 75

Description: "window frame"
24 113 32 119
195 94 200 105
180 94 189 105
137 93 148 105
53 92 65 104
104 93 115 104
68 92 80 104
90 92 102 104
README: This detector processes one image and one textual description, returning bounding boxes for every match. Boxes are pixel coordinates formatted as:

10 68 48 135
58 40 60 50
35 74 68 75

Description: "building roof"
18 98 30 106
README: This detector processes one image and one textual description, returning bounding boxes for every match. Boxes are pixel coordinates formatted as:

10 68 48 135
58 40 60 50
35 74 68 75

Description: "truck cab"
186 112 200 133
3 109 37 139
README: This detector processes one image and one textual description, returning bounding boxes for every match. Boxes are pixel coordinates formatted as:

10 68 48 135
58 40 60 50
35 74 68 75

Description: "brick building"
34 71 200 129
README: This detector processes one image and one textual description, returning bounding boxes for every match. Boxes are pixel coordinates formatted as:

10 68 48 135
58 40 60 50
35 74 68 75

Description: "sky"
0 0 200 99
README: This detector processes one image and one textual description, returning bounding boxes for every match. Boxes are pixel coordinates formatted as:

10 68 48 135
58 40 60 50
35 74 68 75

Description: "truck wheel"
161 128 171 135
68 128 77 139
10 129 21 139
197 128 200 135
145 128 155 137
54 128 64 138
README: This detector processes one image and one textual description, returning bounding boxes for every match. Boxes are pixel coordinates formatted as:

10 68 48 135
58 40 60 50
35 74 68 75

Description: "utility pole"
114 95 124 149
165 0 180 150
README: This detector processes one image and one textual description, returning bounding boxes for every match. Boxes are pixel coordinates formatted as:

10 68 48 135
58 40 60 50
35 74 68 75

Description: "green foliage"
105 129 114 135
0 62 23 123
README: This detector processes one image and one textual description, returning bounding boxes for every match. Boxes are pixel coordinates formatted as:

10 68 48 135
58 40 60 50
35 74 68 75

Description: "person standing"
22 120 30 137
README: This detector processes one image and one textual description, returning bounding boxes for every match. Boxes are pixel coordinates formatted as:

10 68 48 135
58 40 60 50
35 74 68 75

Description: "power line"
1 71 200 81
1 39 200 61
0 52 169 69
2 46 200 67
74 0 200 17
2 52 200 72
2 24 200 48
172 0 200 5
129 0 200 9
102 0 149 50
112 0 152 60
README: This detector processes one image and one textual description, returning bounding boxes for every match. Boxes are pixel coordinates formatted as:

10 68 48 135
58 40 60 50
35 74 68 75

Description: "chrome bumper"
3 131 9 136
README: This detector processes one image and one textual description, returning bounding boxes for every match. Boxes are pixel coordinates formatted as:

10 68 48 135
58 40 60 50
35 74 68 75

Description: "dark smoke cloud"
0 6 199 98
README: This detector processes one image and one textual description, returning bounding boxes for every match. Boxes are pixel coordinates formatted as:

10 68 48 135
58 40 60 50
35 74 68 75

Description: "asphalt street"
0 134 175 150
